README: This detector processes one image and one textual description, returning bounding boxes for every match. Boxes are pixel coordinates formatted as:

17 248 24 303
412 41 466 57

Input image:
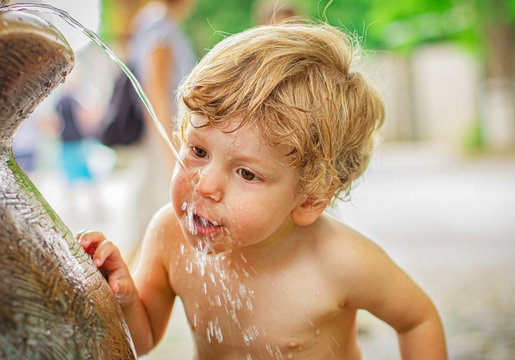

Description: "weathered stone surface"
0 9 136 359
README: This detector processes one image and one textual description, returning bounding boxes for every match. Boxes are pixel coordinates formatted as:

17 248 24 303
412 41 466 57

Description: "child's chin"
187 236 232 255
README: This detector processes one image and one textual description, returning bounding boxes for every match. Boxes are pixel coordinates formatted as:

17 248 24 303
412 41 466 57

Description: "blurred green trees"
184 0 514 56
100 0 514 66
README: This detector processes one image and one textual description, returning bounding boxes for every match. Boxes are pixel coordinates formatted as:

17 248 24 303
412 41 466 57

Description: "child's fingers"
108 278 135 304
76 230 106 256
91 240 119 268
76 230 106 245
109 278 132 298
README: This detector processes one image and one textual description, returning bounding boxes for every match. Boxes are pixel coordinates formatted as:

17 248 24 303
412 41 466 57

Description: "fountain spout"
0 10 73 146
0 9 136 359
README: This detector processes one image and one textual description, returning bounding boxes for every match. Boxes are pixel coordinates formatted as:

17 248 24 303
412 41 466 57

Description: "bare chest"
169 254 358 359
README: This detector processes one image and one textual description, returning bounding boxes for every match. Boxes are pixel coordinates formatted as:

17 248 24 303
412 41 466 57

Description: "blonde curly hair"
177 22 384 203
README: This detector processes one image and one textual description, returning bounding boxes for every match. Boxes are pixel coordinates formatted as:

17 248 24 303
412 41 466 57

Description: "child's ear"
291 196 328 226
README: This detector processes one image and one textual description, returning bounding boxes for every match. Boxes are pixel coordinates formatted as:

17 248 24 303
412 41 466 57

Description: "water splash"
205 318 223 344
242 326 259 346
0 3 278 354
0 3 185 169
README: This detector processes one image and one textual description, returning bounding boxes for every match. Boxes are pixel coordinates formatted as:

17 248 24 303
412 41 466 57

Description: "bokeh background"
5 0 515 359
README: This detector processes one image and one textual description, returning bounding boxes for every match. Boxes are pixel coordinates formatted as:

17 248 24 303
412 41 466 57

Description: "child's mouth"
192 213 220 236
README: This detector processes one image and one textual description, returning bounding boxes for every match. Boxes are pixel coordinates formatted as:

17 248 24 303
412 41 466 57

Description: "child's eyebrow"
232 152 263 164
184 128 206 143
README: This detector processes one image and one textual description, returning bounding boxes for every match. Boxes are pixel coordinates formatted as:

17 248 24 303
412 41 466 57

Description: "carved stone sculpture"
0 9 137 359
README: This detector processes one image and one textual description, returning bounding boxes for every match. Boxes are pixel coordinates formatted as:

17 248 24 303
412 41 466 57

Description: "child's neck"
232 221 301 267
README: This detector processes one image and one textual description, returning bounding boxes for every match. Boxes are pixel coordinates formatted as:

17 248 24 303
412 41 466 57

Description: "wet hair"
177 22 384 203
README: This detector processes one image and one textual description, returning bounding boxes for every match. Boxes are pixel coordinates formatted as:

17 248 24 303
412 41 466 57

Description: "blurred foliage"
99 0 116 42
183 0 514 57
183 0 255 57
98 0 514 58
462 118 485 153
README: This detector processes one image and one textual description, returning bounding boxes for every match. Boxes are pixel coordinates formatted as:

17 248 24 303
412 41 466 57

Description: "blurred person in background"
55 83 108 220
122 0 197 262
56 91 92 185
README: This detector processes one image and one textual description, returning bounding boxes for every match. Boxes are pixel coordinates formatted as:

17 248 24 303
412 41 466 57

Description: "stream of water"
0 3 273 356
0 4 299 358
0 2 186 170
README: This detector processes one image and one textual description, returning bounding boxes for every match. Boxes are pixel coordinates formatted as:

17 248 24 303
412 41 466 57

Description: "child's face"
171 114 303 253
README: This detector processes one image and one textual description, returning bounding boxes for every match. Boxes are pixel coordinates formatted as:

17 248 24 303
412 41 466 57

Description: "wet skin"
81 115 446 358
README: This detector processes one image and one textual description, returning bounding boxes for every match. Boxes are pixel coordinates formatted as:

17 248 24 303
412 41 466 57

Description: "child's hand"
77 230 136 305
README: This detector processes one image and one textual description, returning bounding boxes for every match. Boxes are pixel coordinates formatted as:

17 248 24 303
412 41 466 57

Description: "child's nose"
195 165 223 202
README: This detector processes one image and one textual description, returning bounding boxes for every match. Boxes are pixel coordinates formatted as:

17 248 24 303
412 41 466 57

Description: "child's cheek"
170 172 187 211
171 166 192 193
229 200 256 226
172 161 181 180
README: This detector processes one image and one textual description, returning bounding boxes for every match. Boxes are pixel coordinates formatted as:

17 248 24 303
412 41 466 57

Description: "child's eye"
238 168 256 181
192 146 207 158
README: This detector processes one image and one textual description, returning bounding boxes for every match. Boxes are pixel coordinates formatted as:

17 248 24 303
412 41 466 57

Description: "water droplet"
331 336 341 347
328 345 336 357
246 298 254 311
215 325 223 343
281 339 296 353
265 343 274 356
242 326 259 346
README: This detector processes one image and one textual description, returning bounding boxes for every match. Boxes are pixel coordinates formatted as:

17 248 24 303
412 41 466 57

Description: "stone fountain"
0 6 137 359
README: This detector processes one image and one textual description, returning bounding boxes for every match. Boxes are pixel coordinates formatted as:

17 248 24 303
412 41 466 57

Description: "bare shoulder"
139 203 183 266
313 213 397 299
146 203 182 237
314 213 388 267
134 203 184 295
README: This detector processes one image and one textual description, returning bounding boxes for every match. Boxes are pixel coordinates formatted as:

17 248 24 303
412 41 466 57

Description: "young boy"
80 23 447 359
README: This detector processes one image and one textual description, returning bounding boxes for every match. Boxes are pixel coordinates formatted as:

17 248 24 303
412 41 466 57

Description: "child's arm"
130 204 178 354
78 231 155 353
343 237 447 359
372 265 447 360
77 206 177 355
